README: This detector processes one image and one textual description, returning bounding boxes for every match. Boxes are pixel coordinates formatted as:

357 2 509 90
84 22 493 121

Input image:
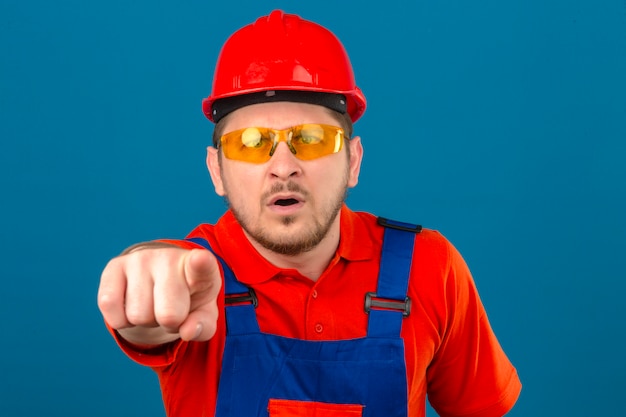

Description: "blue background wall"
1 1 625 415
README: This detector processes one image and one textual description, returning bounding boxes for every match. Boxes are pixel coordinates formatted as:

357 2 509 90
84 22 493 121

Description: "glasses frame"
219 124 345 163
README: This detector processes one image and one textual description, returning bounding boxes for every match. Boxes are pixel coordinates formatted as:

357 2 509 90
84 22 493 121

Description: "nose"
267 141 302 179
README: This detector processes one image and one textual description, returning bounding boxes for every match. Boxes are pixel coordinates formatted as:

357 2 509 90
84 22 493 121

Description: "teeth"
275 199 298 206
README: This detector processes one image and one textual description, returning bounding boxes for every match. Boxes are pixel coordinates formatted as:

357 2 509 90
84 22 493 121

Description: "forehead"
222 102 339 132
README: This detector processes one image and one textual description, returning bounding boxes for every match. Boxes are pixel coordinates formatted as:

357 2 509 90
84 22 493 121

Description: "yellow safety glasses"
219 124 344 163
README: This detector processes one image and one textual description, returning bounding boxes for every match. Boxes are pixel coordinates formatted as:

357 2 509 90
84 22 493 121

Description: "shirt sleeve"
105 322 185 368
426 239 522 417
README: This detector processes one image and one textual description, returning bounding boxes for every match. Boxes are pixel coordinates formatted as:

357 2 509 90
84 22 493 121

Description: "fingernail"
192 323 203 340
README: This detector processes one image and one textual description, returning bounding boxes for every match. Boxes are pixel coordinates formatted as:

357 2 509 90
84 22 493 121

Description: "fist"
97 245 222 345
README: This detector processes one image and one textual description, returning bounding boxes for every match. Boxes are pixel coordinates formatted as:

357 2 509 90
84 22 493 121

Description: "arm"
97 242 222 347
426 240 521 417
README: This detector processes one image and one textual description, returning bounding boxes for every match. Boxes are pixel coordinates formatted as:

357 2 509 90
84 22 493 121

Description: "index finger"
178 249 223 341
183 248 222 295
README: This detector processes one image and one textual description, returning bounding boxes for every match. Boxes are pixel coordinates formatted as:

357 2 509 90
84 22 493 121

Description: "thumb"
179 249 222 341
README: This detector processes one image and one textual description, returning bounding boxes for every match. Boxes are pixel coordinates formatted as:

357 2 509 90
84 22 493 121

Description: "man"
98 9 521 417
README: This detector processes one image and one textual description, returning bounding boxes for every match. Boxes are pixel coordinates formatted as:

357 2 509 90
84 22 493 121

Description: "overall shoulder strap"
186 237 260 335
366 217 421 338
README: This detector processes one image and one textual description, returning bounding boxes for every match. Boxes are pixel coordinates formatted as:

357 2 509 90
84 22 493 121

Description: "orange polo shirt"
109 205 521 417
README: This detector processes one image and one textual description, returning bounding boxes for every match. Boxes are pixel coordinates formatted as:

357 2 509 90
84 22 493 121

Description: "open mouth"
274 198 299 206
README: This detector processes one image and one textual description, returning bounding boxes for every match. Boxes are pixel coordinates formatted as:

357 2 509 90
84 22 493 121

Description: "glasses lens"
221 127 273 162
291 124 344 160
220 124 344 163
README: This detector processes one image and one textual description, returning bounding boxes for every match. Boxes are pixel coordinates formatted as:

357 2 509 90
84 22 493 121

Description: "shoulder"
345 208 469 284
343 208 463 267
350 209 460 266
413 228 466 274
409 227 475 302
180 211 239 256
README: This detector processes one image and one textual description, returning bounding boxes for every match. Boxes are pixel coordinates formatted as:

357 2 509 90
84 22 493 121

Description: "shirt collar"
336 204 376 262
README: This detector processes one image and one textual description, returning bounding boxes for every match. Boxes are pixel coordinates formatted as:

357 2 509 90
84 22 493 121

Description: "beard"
226 180 348 257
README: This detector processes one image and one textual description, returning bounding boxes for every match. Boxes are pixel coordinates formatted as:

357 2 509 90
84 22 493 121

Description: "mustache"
262 181 309 200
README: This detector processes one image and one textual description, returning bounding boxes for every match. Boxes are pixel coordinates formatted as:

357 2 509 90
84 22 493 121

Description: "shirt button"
314 323 323 333
311 290 318 299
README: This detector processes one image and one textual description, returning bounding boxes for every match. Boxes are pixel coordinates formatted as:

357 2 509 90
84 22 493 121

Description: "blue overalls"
188 218 421 417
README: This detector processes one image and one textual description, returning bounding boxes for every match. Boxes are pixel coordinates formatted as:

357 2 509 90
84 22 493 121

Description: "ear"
206 146 225 196
347 136 363 188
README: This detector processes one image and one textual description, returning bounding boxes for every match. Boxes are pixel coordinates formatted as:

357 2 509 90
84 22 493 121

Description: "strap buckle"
225 288 258 308
377 217 422 233
364 292 411 317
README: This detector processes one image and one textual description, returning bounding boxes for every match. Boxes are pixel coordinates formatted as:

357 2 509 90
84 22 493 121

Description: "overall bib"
188 218 421 417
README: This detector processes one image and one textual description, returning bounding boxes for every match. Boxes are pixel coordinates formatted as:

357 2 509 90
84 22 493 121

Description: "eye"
241 128 263 148
298 126 324 144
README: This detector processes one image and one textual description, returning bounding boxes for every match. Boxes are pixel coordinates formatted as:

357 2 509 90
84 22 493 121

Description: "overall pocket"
268 399 364 417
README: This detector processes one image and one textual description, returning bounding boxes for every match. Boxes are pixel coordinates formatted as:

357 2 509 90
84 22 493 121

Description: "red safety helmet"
202 10 366 123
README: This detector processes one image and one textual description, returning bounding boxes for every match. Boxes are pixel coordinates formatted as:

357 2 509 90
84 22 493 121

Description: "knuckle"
125 308 153 326
97 292 117 312
155 309 184 329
